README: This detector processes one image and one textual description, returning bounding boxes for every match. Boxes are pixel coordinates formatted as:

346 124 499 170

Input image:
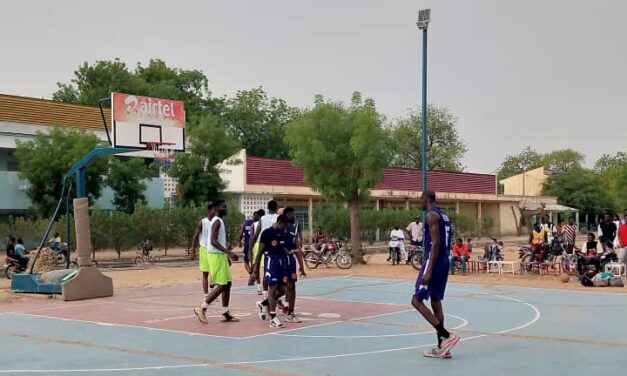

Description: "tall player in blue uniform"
412 190 460 358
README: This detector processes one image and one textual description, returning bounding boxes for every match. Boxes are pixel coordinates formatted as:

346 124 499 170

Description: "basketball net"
146 142 175 168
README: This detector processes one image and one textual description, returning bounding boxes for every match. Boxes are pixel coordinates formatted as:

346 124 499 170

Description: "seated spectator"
5 236 15 258
619 214 627 265
450 238 470 275
577 233 601 274
529 223 548 262
466 238 473 253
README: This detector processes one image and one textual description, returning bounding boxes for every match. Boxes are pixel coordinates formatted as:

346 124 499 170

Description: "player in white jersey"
191 203 215 308
248 200 279 318
194 200 240 323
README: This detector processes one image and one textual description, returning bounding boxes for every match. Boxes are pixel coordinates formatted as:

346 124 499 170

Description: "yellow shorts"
252 243 265 270
198 246 210 272
207 252 232 285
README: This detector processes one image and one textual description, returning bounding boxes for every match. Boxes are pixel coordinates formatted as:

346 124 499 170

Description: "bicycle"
135 246 160 265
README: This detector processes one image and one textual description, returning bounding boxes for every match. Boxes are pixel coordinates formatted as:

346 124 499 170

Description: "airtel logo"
124 95 177 118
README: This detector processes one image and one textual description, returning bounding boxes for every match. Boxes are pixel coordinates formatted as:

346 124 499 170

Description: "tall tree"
223 87 299 158
53 58 215 119
167 113 240 206
15 127 107 216
543 167 615 215
497 147 585 180
389 104 467 171
285 92 391 261
594 152 627 211
497 146 545 180
543 148 585 175
105 158 152 213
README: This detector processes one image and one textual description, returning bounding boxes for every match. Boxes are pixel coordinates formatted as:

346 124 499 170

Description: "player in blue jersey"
238 211 259 280
412 190 460 359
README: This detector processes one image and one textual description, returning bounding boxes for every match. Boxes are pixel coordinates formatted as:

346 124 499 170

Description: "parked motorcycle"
4 257 26 280
388 236 404 266
303 237 352 269
407 245 424 270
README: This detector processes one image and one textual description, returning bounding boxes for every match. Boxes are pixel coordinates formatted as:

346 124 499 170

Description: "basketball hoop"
146 142 175 168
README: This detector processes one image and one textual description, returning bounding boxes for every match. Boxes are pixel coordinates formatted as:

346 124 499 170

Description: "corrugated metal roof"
246 156 496 195
0 94 111 131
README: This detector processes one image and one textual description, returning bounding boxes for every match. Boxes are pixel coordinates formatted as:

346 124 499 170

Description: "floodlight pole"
417 9 430 199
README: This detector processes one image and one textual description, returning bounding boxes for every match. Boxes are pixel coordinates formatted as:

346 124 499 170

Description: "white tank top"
207 217 227 254
256 213 278 245
199 217 211 248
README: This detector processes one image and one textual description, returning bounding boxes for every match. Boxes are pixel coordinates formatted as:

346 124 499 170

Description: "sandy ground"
2 246 625 305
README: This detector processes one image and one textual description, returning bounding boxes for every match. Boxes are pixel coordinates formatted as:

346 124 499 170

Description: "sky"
1 0 626 173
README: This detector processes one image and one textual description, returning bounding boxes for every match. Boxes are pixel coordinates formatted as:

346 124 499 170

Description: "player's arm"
191 219 203 259
237 223 244 248
422 211 440 284
249 223 261 256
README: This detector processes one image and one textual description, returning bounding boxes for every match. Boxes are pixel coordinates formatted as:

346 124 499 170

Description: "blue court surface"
0 275 625 375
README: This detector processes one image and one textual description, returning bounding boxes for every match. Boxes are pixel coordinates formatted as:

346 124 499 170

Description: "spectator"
597 217 605 240
466 238 473 253
599 214 617 247
450 238 470 275
406 217 423 247
612 214 621 249
542 216 555 243
5 236 15 258
529 223 548 262
577 233 601 274
14 238 29 268
388 225 406 264
618 214 627 265
561 216 578 254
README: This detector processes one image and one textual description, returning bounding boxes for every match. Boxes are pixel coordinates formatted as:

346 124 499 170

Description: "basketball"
560 274 570 283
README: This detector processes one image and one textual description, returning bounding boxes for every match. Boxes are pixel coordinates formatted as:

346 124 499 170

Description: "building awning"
522 203 579 212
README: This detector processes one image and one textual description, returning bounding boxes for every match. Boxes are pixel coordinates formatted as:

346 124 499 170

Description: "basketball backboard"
111 93 185 157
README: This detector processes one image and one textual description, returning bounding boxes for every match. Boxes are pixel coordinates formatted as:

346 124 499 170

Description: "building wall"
458 202 478 219
499 202 521 236
501 167 547 196
481 203 500 233
0 171 165 212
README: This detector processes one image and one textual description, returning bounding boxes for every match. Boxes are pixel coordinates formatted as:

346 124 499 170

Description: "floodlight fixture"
417 9 431 30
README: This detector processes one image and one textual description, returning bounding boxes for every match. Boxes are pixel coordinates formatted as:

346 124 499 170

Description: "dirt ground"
2 246 625 305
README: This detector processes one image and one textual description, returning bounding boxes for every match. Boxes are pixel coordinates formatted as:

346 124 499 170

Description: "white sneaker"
269 317 283 328
256 301 267 320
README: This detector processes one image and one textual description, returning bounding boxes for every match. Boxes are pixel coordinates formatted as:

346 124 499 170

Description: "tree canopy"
285 92 391 260
543 167 615 215
15 127 107 216
53 59 214 119
497 146 584 179
388 105 467 171
105 158 152 213
167 114 240 206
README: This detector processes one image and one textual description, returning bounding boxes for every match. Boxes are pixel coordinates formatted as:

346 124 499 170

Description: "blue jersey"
259 226 290 257
241 219 255 247
286 223 300 250
423 206 452 264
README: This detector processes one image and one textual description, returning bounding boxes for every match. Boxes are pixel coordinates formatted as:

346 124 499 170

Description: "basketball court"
1 275 625 375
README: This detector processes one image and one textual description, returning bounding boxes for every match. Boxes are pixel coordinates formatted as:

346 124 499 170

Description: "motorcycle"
4 257 27 280
481 242 504 262
303 237 352 269
407 245 424 270
388 236 404 265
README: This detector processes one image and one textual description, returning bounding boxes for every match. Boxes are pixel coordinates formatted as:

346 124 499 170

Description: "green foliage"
497 146 545 180
312 206 351 239
223 87 299 158
224 198 246 246
497 147 584 180
53 59 213 118
168 113 240 206
543 167 616 215
14 127 107 216
286 93 390 203
105 158 151 213
594 152 627 211
286 92 391 259
389 105 467 171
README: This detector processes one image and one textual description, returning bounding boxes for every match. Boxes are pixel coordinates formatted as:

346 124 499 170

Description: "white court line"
276 313 469 339
0 364 207 374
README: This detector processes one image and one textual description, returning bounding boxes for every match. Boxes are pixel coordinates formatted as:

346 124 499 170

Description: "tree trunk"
348 200 364 263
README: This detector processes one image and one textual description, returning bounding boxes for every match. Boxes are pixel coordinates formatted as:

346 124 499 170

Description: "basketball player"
252 214 291 328
248 200 279 317
194 200 239 323
412 190 460 358
191 202 214 307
